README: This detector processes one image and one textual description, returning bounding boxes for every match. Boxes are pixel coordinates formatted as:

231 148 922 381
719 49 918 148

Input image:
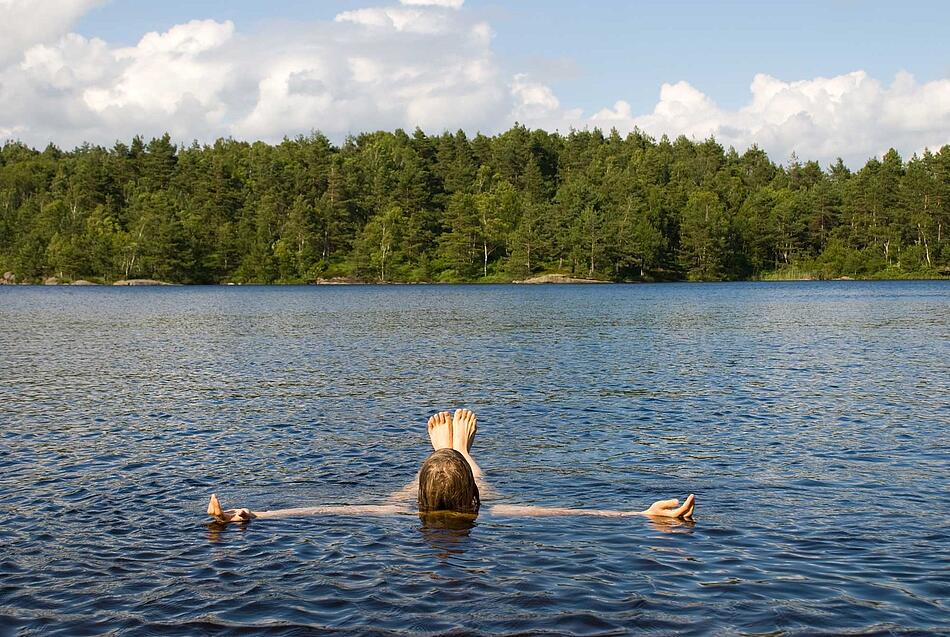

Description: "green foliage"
679 191 728 280
0 130 947 283
354 204 407 281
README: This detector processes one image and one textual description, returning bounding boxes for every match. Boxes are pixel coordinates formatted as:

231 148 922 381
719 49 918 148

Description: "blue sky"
0 0 947 165
74 0 950 113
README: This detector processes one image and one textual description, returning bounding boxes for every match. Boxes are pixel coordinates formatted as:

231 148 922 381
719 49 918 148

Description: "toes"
454 408 477 427
428 412 454 450
429 412 452 428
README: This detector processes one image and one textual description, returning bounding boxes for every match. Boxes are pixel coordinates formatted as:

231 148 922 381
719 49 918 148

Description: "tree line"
0 126 947 283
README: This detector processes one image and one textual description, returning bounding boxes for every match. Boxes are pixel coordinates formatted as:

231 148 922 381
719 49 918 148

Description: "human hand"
207 493 257 523
641 494 695 519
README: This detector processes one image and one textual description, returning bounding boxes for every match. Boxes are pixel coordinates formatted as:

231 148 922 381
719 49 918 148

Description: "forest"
0 126 947 284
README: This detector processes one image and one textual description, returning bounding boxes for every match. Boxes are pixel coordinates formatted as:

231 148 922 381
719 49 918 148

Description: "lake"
0 282 947 635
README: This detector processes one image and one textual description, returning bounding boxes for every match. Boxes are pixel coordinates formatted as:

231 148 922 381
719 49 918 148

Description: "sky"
1 0 948 166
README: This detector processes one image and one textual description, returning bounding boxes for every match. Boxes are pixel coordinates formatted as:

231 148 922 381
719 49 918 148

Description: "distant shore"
2 273 947 286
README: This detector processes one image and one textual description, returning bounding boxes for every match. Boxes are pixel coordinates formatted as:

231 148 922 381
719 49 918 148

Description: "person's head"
417 448 480 516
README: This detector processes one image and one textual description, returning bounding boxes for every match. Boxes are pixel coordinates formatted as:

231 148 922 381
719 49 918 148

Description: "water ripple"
0 282 947 635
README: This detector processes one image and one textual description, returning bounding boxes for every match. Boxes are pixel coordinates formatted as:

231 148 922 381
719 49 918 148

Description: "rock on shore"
1 271 15 285
314 277 365 285
112 279 173 286
514 273 606 284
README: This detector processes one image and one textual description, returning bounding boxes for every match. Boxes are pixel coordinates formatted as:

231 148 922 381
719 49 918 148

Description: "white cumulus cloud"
0 0 947 168
512 71 950 166
0 0 106 65
83 20 234 115
0 2 506 148
400 0 464 7
334 7 450 34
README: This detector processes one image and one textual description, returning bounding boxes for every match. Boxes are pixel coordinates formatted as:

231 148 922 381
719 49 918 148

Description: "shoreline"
2 277 947 287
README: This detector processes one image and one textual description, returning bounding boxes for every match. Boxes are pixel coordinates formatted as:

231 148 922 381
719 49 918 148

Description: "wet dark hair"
417 449 480 515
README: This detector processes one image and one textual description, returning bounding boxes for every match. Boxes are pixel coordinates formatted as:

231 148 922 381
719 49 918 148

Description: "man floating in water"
208 408 696 523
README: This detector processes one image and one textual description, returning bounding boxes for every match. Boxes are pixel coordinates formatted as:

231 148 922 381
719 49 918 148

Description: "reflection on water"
418 515 476 559
419 512 478 533
0 282 948 635
645 516 696 534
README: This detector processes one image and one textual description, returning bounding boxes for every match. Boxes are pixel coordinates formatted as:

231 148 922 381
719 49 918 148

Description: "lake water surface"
1 282 948 635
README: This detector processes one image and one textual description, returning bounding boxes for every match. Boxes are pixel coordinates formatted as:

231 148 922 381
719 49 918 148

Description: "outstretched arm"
386 475 419 504
207 494 408 524
254 504 408 519
490 494 696 519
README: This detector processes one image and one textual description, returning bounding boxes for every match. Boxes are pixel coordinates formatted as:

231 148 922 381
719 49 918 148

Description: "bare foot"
451 408 477 454
427 411 453 451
